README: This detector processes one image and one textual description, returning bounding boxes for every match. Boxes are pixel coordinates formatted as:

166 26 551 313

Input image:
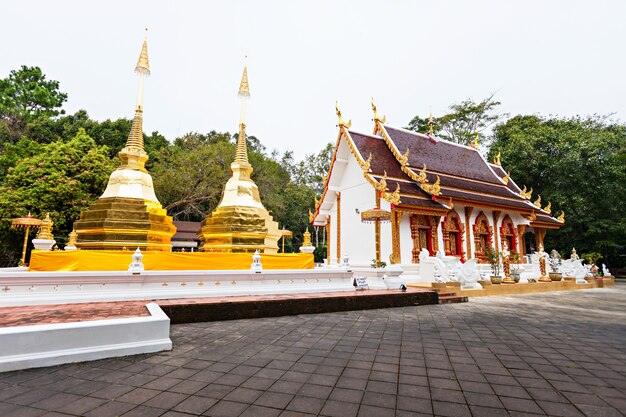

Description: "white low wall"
0 303 171 373
0 269 355 307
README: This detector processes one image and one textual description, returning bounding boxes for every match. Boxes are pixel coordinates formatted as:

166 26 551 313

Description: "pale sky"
2 1 624 159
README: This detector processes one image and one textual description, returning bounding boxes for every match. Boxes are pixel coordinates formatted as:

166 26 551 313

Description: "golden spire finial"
557 211 565 223
119 30 151 169
235 64 251 165
336 102 352 129
135 29 150 76
533 195 542 208
238 65 251 98
371 97 387 124
428 107 434 135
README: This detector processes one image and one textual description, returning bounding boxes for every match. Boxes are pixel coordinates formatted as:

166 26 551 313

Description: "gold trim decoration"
502 173 510 185
528 212 537 221
533 195 542 208
303 227 312 246
543 201 552 214
448 197 454 210
557 211 565 223
35 213 54 241
428 109 434 135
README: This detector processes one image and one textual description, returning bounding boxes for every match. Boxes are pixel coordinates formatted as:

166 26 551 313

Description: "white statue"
433 265 445 283
602 264 612 277
128 248 144 274
251 250 262 272
436 249 445 259
570 248 579 261
419 248 430 262
457 258 481 289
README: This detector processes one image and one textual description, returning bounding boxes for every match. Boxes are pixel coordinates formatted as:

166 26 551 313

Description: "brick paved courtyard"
1 283 625 417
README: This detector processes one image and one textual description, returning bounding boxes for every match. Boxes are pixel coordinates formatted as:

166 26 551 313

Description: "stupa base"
74 197 176 252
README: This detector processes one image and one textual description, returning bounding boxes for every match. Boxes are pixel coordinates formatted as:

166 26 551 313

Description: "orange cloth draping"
28 250 314 272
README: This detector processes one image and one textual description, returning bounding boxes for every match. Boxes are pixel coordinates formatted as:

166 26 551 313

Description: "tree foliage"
0 129 114 262
490 115 626 267
0 66 68 144
407 95 505 146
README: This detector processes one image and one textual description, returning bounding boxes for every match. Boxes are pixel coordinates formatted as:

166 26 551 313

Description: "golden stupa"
73 31 176 251
197 66 280 253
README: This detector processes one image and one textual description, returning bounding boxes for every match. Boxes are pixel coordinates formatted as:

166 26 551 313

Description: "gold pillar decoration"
74 30 176 251
517 225 527 261
390 208 401 264
464 207 473 259
336 192 341 262
375 191 381 264
197 65 280 253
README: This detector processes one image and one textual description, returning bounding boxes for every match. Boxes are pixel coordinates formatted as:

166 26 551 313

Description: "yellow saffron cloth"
29 250 314 272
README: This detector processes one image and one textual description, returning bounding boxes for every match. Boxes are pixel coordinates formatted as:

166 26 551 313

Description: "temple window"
441 210 464 258
473 212 493 262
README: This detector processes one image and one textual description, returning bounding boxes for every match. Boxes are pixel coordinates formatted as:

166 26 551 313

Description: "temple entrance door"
525 231 536 255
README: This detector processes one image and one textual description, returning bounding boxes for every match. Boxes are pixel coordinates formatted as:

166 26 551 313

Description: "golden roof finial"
557 211 565 223
399 148 409 166
543 201 552 214
335 102 352 129
428 107 434 135
135 28 150 76
377 171 388 191
417 163 428 184
471 133 479 149
361 153 372 172
533 195 542 208
502 173 510 185
448 197 454 210
235 64 251 165
493 150 501 166
371 97 387 124
429 176 441 195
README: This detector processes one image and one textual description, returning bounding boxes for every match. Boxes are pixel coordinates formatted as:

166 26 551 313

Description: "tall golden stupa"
197 66 280 253
73 31 176 251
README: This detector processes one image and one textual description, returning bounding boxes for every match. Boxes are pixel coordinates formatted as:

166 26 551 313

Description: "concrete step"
438 294 469 304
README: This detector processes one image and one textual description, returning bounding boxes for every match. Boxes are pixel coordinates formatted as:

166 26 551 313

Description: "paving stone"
285 395 325 414
320 399 360 417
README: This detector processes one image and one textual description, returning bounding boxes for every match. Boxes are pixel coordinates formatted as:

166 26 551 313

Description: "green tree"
0 66 68 144
0 129 115 262
407 95 505 146
490 115 626 267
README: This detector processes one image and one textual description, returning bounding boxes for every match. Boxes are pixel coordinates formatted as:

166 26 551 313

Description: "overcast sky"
2 1 624 159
